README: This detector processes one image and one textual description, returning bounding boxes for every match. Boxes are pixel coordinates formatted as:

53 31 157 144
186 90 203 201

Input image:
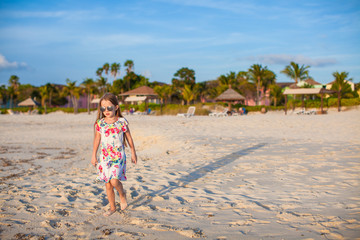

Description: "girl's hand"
91 156 98 167
131 152 137 164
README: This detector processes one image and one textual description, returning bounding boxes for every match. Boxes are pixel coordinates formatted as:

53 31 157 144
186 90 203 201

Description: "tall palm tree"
331 71 353 112
0 85 7 107
39 85 50 114
96 67 103 77
281 62 310 84
182 84 199 105
218 71 237 89
96 77 107 96
248 64 268 105
236 71 255 100
124 60 134 90
262 69 276 98
82 78 97 114
154 85 172 114
269 84 283 107
45 83 57 107
8 75 20 108
110 63 120 82
102 63 110 75
124 60 134 74
63 79 79 113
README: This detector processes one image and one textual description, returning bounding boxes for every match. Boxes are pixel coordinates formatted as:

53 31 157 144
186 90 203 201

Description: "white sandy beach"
0 109 359 239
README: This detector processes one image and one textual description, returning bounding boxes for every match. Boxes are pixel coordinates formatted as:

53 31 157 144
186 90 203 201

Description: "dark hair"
95 93 123 124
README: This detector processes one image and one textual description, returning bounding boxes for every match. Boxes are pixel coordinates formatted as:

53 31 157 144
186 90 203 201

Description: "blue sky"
0 0 359 86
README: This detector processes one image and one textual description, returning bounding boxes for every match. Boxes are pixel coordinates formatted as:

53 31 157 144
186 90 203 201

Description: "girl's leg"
110 179 128 210
105 182 116 213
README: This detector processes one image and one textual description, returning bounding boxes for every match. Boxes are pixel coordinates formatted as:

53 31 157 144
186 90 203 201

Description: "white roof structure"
125 96 147 102
283 88 335 95
90 98 100 104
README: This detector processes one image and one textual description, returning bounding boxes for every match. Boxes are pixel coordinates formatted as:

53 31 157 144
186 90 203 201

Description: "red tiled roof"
120 86 157 96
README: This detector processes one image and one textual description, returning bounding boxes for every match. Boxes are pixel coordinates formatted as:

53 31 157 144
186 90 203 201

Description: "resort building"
120 86 160 105
326 80 355 91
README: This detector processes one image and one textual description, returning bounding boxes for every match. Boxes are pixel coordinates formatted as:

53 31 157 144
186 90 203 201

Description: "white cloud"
1 9 124 21
0 54 28 70
247 54 337 67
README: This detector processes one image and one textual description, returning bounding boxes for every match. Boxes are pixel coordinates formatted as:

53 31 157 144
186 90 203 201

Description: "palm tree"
236 71 256 100
154 85 172 114
82 78 97 114
110 63 120 82
248 64 268 105
39 85 50 114
8 75 20 108
124 60 134 90
63 79 79 113
0 85 7 107
103 63 110 75
124 60 134 74
97 77 107 96
269 84 283 107
45 83 57 107
281 62 310 84
195 82 207 103
331 71 353 112
96 67 103 77
218 71 237 89
182 84 198 105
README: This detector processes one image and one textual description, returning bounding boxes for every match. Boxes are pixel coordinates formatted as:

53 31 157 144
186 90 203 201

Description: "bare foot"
120 193 128 210
103 209 116 217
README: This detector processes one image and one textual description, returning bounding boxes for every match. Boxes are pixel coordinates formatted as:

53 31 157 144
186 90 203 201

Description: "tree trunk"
337 91 341 112
10 95 13 109
49 92 52 108
274 98 277 107
87 93 91 115
256 77 260 106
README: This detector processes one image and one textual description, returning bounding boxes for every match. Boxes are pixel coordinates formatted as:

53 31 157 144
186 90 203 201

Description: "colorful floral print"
95 117 128 183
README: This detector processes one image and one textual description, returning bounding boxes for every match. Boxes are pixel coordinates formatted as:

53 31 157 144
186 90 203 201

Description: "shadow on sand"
131 143 266 208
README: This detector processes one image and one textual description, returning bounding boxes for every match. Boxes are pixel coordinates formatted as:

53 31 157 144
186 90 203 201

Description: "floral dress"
95 117 128 183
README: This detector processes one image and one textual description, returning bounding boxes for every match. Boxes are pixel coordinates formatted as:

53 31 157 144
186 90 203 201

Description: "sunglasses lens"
100 106 114 112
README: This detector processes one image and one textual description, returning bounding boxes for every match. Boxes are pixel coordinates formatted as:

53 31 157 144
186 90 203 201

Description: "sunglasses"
100 106 114 112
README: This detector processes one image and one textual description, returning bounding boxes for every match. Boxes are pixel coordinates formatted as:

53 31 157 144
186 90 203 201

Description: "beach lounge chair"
177 106 196 117
295 109 305 115
30 109 39 115
304 109 317 115
209 108 229 117
216 108 229 117
7 109 18 115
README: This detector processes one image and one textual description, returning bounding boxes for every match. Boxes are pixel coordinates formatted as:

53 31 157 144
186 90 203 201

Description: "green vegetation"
1 60 358 115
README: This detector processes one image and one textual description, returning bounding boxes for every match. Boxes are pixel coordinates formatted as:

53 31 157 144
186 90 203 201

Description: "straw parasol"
18 97 40 107
215 87 245 112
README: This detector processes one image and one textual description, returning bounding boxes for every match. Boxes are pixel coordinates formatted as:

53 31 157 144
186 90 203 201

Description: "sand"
0 108 359 239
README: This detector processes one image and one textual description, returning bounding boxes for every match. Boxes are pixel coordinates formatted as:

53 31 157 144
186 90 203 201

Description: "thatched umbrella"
215 88 245 112
18 97 40 107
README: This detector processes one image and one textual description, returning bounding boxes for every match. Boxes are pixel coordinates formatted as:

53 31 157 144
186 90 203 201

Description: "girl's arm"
91 130 101 167
124 128 137 164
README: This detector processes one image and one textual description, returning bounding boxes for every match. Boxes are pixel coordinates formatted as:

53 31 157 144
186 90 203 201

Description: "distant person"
91 93 137 217
238 107 247 115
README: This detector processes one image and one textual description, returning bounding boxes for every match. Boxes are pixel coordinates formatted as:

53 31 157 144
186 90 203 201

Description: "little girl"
91 93 137 217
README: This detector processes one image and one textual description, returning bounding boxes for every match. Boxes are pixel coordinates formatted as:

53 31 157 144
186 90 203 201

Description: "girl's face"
100 100 118 118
